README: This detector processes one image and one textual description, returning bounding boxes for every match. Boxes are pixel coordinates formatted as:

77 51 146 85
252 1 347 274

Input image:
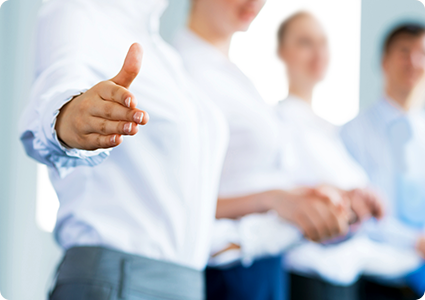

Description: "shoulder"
39 0 92 19
410 109 425 131
342 103 381 135
340 104 382 156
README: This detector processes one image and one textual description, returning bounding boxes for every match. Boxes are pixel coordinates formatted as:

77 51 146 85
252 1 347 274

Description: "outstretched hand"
56 43 149 150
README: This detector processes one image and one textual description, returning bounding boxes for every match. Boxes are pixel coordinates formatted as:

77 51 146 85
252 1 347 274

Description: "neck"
288 81 315 104
385 85 412 111
188 11 232 56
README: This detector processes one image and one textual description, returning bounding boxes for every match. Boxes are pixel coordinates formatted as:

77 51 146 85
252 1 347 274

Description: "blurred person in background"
273 12 415 300
342 23 425 300
173 1 383 299
19 0 230 299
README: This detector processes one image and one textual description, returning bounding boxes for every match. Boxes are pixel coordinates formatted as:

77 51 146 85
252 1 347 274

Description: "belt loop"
118 259 130 299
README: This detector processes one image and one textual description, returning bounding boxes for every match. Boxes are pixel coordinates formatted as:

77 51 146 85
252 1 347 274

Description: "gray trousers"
49 246 204 300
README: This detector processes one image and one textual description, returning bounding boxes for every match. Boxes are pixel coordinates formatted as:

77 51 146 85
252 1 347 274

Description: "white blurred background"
229 0 361 125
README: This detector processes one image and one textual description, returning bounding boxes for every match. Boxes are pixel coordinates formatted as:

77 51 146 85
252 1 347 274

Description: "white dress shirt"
276 96 369 190
19 0 229 270
173 29 301 267
276 96 422 285
341 98 425 276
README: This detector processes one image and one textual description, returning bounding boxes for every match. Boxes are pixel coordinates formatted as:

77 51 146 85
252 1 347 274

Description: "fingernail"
125 97 131 107
123 123 132 133
110 135 116 144
133 112 144 124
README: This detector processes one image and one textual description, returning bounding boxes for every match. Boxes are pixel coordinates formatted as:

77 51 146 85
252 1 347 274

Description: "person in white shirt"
273 12 410 300
173 2 383 300
342 23 425 299
19 0 229 299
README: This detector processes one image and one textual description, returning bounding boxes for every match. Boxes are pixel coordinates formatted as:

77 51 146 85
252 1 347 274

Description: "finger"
312 202 339 238
84 118 139 136
365 189 385 219
351 195 371 222
328 205 351 237
83 134 123 150
297 210 322 242
311 188 335 206
372 200 385 220
316 186 344 205
111 43 143 89
308 207 333 241
98 81 138 108
89 100 147 125
335 206 350 236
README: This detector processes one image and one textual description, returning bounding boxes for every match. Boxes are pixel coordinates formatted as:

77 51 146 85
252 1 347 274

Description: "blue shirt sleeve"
20 88 111 178
341 114 421 250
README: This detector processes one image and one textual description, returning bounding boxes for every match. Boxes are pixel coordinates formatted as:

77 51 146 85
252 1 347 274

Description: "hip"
49 246 205 300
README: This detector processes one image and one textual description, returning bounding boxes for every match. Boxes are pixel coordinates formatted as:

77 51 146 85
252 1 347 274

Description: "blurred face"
383 34 425 93
278 15 330 86
194 0 266 34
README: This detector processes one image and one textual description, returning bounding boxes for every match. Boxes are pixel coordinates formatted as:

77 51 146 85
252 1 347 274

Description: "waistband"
56 246 204 300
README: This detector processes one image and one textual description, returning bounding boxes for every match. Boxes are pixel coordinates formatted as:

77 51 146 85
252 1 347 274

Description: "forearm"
216 190 281 219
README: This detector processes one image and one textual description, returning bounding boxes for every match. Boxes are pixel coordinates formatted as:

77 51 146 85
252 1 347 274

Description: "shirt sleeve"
238 212 302 266
19 0 112 177
208 212 302 267
362 217 421 249
341 117 421 250
340 119 365 167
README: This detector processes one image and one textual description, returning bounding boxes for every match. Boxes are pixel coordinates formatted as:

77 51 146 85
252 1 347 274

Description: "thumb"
111 43 143 88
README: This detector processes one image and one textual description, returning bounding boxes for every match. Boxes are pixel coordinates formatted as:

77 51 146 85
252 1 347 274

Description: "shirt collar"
376 97 407 127
282 95 334 129
175 28 232 67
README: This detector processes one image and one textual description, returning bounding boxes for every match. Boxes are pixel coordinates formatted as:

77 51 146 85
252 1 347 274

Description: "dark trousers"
405 264 425 296
49 246 204 300
289 273 359 300
358 278 419 300
206 256 285 300
358 264 425 300
289 273 421 300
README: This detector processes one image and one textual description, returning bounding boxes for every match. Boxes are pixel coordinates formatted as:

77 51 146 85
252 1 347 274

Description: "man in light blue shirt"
342 23 425 298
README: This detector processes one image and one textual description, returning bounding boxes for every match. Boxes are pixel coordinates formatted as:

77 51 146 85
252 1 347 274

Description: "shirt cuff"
40 89 112 176
238 211 302 266
208 219 242 268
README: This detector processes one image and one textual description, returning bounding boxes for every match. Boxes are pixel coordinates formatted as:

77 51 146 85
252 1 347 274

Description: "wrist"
55 105 71 147
262 190 282 211
55 93 82 149
266 190 296 221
